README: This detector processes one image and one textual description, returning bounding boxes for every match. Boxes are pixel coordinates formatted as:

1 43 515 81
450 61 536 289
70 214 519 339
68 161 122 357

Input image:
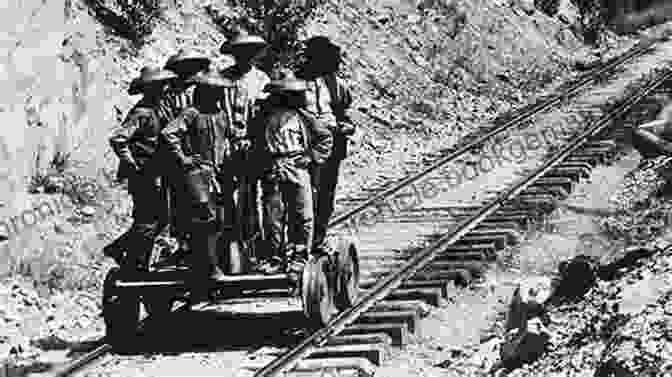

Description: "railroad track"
247 66 672 377
51 35 668 377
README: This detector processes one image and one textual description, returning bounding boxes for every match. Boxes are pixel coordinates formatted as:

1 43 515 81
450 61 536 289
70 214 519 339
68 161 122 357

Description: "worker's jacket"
109 98 163 181
219 65 270 137
160 107 240 173
300 72 353 160
251 106 333 182
156 80 197 125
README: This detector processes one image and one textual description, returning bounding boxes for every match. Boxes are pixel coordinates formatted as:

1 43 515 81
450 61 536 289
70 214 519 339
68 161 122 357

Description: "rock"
556 0 579 25
79 206 96 217
598 247 658 281
534 0 559 16
594 358 636 377
407 14 420 23
550 255 598 302
466 338 501 370
505 277 553 332
618 275 668 315
514 0 535 15
500 318 551 370
53 220 75 234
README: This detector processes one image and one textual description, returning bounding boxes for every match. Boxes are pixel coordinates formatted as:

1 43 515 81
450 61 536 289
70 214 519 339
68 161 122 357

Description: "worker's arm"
160 107 199 168
109 107 154 171
299 109 333 164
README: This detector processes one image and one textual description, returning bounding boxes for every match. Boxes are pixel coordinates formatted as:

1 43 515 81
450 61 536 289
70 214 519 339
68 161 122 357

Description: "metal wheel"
102 268 140 346
301 255 336 328
334 239 360 311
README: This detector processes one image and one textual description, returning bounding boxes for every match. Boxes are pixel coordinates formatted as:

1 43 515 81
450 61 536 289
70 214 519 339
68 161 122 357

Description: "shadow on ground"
111 305 308 356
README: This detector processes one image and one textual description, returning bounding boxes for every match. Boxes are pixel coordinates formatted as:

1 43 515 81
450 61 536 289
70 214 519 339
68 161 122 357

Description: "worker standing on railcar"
218 29 271 260
159 51 212 261
296 36 355 253
105 67 178 272
160 68 241 299
250 71 333 276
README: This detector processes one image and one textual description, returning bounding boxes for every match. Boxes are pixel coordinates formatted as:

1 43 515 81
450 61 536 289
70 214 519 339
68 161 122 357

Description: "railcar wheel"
102 268 140 347
301 255 336 328
334 239 360 310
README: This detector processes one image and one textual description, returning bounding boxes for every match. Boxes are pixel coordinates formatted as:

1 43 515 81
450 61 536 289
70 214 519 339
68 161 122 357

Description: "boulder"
549 255 598 302
500 318 550 370
505 277 553 332
514 0 536 15
597 246 658 281
555 0 580 25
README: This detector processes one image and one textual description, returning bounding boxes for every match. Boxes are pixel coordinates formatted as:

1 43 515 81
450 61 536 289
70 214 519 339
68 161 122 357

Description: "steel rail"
328 35 664 229
50 301 188 377
51 344 112 377
253 67 672 377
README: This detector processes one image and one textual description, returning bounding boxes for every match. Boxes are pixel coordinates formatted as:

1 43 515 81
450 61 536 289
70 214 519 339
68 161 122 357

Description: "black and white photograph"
2 0 672 376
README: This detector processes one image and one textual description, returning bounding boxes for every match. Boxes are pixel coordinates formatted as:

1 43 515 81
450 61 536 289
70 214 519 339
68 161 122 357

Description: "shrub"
210 0 327 72
535 0 561 16
83 0 163 47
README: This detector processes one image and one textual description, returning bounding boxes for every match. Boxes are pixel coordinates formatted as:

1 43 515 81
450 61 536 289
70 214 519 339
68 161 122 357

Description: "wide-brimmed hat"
220 30 268 54
128 67 178 95
303 36 341 56
164 50 211 74
264 70 307 94
187 68 234 88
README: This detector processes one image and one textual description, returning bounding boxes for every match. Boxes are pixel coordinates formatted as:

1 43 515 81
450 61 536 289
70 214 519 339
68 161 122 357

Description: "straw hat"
187 68 234 88
303 36 341 56
220 30 268 54
164 50 211 74
128 67 178 95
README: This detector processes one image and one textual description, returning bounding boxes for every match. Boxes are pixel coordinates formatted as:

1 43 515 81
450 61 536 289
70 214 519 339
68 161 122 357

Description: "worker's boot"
103 232 129 266
120 233 154 274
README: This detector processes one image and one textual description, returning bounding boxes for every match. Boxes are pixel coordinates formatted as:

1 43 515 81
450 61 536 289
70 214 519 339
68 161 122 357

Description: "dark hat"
304 36 341 55
164 50 211 74
128 67 178 95
187 68 234 88
264 70 307 93
220 30 268 54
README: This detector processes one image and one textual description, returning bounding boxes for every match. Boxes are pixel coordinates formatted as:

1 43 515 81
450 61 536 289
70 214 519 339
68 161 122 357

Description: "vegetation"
83 0 163 47
208 0 327 73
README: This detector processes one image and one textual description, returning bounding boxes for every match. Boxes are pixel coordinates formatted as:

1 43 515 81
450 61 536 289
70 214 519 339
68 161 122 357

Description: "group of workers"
104 30 355 296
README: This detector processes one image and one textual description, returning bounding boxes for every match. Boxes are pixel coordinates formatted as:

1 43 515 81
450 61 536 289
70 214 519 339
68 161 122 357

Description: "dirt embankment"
0 0 641 371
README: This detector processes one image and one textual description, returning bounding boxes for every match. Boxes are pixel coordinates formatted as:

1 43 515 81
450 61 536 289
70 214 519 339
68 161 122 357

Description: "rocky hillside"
0 0 651 371
0 0 603 274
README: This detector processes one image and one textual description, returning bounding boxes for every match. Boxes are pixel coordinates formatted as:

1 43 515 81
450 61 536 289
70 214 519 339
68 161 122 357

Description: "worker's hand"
123 158 141 173
338 121 356 136
181 156 196 170
232 138 251 153
294 155 312 169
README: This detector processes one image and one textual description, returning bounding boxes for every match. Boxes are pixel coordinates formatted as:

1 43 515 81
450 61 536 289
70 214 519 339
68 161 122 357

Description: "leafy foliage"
535 0 561 16
214 0 327 72
83 0 163 47
571 0 609 44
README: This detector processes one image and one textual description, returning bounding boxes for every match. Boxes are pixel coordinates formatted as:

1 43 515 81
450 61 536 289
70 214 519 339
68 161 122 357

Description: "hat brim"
188 74 233 88
220 42 268 54
127 77 175 95
264 84 308 93
164 58 211 73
